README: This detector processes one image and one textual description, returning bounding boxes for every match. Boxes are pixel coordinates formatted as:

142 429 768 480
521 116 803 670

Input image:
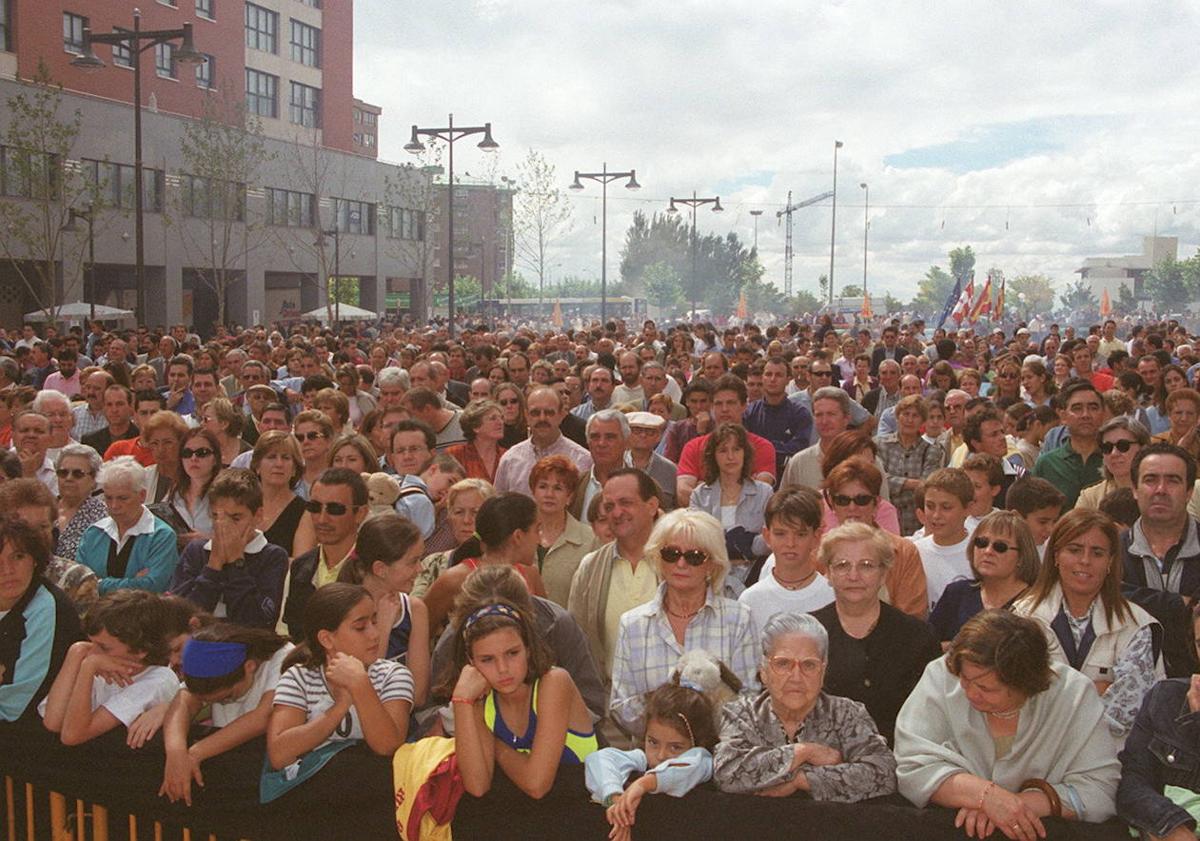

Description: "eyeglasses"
296 431 327 442
810 370 832 377
181 447 214 459
830 493 874 507
973 536 1014 553
498 398 520 407
767 656 824 677
828 559 883 576
660 546 709 566
1100 439 1137 454
55 468 93 479
303 500 359 516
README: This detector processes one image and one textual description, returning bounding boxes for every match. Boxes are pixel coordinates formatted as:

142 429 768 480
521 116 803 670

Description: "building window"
289 82 320 128
386 208 424 241
63 12 87 54
289 19 320 67
363 112 377 127
195 0 214 19
155 42 177 78
112 29 133 67
266 188 314 227
244 3 277 53
195 54 215 88
82 159 164 213
0 146 60 200
245 69 278 118
183 174 245 221
334 199 374 235
299 0 321 7
0 1 11 52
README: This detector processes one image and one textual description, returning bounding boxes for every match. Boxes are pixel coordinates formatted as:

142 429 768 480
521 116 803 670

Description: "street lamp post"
666 193 722 321
829 140 843 306
750 209 763 251
859 182 869 299
569 163 640 325
62 205 96 323
316 228 341 325
71 11 204 326
403 114 498 338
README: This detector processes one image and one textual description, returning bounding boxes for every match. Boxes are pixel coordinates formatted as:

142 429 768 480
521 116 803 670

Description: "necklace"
665 597 704 620
986 705 1022 720
772 569 817 591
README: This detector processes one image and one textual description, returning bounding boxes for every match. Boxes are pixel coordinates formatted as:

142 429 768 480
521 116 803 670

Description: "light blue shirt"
585 746 713 804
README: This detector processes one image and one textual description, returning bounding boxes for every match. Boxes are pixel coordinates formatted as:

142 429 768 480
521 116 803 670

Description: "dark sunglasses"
831 493 874 507
181 447 214 459
304 500 358 516
973 536 1014 553
55 468 93 479
810 370 833 377
660 546 709 566
1099 439 1136 454
296 431 327 442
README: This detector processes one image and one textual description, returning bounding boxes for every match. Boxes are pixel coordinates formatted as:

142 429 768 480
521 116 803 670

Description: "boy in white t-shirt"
41 590 179 745
740 486 831 628
913 468 975 615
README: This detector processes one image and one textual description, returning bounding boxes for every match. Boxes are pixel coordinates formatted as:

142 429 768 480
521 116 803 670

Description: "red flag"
994 276 1006 320
952 275 975 324
969 275 992 322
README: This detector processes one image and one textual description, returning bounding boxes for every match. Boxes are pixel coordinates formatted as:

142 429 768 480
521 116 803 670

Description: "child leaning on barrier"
40 590 179 746
586 680 718 841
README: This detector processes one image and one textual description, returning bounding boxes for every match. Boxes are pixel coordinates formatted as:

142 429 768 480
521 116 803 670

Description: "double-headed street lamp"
569 163 640 325
403 114 498 338
860 182 869 298
666 192 722 321
62 205 96 323
71 11 204 326
315 228 341 325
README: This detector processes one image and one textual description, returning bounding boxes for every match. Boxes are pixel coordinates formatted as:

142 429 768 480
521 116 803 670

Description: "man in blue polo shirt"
743 356 812 478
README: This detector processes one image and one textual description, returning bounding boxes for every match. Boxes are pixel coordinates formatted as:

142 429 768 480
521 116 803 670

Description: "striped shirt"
274 659 413 749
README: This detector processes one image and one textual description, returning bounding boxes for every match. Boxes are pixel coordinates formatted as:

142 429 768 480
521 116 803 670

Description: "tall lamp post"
403 114 498 338
828 140 843 306
71 11 204 326
859 181 869 298
569 163 640 325
666 192 722 321
62 205 96 323
315 228 341 325
749 209 763 251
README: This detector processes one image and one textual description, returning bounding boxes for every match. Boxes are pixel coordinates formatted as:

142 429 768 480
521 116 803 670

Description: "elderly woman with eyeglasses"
895 611 1121 836
608 509 759 740
810 522 941 746
52 442 107 561
1075 417 1151 510
712 612 897 800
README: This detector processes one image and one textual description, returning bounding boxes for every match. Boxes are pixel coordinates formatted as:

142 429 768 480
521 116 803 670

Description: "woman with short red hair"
529 455 597 607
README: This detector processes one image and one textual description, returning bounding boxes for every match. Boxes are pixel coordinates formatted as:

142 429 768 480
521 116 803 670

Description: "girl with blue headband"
159 623 292 806
436 581 597 799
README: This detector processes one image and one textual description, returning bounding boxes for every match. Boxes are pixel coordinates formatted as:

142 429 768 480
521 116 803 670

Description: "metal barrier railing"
3 778 222 841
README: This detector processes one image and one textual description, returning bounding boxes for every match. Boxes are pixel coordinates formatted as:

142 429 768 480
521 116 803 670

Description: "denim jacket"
688 479 772 557
1117 678 1200 837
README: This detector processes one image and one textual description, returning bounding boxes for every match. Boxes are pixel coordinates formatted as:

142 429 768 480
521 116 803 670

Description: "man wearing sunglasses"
281 468 369 638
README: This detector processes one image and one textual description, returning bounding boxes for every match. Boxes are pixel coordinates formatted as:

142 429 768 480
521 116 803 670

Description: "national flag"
1100 287 1112 317
736 291 747 319
936 275 963 330
551 299 563 327
994 276 1006 320
969 274 992 322
952 273 975 324
861 290 873 319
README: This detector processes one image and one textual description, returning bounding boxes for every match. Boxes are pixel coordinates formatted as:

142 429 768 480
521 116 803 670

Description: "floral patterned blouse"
55 495 108 563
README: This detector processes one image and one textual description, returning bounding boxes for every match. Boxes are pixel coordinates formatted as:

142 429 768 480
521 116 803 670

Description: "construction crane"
776 189 834 297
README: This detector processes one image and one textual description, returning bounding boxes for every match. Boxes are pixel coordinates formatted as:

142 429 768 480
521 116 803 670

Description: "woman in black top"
251 431 315 558
809 521 941 744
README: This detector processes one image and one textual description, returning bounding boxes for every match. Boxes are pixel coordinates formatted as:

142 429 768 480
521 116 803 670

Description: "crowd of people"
3 313 1200 839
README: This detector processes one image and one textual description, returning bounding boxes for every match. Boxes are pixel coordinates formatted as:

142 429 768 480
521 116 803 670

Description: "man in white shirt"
912 468 975 613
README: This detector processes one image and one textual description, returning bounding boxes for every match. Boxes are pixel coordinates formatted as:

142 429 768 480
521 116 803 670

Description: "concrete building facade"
1076 236 1178 305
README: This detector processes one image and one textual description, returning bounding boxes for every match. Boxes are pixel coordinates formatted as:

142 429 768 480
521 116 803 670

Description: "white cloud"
354 0 1200 304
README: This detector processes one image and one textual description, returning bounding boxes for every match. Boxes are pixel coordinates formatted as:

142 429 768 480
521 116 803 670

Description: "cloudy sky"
354 1 1200 303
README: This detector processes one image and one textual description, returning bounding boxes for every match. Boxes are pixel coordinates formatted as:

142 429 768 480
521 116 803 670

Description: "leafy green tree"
0 61 106 324
949 246 976 281
910 265 956 316
817 273 829 304
1007 274 1056 321
882 293 903 314
1058 279 1097 312
1142 257 1195 313
642 261 683 312
793 290 822 315
840 284 863 298
1116 282 1138 314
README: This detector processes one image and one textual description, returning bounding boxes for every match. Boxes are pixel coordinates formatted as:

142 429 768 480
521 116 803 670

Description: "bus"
479 296 647 322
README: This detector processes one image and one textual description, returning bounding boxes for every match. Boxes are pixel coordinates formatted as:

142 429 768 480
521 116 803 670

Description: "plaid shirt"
71 403 107 440
609 582 759 737
877 434 945 537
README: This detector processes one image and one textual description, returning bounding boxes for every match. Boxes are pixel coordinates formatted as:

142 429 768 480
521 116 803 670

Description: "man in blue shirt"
743 356 813 478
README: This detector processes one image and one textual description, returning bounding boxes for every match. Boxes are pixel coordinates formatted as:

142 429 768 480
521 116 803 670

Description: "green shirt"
1032 441 1104 508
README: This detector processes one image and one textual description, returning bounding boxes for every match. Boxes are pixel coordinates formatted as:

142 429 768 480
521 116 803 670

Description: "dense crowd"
3 313 1200 839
